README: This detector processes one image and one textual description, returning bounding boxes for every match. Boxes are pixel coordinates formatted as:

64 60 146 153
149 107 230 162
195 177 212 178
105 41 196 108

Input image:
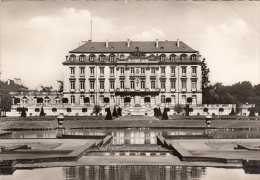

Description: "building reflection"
63 165 206 180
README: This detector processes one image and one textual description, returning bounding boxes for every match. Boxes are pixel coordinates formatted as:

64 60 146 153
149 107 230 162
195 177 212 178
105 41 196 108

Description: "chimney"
105 39 108 48
156 39 159 48
177 39 180 47
127 39 130 47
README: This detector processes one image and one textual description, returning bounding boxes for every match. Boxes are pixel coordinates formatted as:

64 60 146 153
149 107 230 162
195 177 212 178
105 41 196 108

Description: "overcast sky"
1 1 259 90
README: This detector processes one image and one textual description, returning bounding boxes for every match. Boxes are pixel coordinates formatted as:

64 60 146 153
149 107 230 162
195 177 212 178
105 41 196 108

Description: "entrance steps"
122 106 154 116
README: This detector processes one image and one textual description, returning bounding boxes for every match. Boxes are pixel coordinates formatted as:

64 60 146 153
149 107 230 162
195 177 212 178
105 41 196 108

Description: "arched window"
79 55 86 62
109 54 115 62
14 98 20 105
80 95 84 104
180 54 187 61
170 54 176 61
22 97 27 104
70 54 76 61
191 54 197 61
120 54 125 59
160 54 166 61
89 54 95 62
99 54 105 61
71 95 75 104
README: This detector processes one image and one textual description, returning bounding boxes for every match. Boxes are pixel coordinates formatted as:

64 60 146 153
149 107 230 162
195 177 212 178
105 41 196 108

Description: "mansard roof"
70 40 198 54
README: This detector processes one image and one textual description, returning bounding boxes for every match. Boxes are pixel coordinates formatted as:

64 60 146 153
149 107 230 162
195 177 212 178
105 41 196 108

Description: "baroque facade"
63 40 202 115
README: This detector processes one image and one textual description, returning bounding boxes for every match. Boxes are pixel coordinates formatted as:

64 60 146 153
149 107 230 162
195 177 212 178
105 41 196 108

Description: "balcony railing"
80 73 85 77
80 89 85 92
171 88 176 92
182 88 187 92
109 89 114 92
191 88 197 92
181 73 186 77
170 73 175 77
70 89 75 92
192 73 197 77
89 89 95 92
90 73 95 77
100 89 105 92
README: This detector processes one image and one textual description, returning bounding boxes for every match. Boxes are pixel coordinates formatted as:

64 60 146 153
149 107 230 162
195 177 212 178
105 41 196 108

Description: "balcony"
70 74 75 77
90 73 95 77
130 88 135 92
80 73 85 77
170 73 175 77
191 88 197 92
100 89 105 92
110 73 115 77
120 73 125 77
171 88 176 92
140 88 145 92
161 89 166 92
161 73 165 77
80 89 85 92
181 73 186 77
145 88 150 92
100 73 104 77
70 89 75 92
89 89 95 93
192 73 197 77
109 89 114 92
181 88 187 92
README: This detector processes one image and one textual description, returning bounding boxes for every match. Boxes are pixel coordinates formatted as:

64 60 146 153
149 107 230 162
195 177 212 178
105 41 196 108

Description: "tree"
230 107 236 115
112 106 118 117
40 106 45 116
57 80 63 92
105 108 112 120
157 107 162 116
249 107 256 117
40 85 53 92
21 107 26 117
161 108 169 120
154 107 159 117
201 58 210 91
174 104 183 115
117 107 122 116
0 91 12 117
93 105 102 116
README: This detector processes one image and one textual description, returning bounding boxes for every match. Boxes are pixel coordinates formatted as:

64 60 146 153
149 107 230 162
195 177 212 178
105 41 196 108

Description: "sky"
1 1 259 90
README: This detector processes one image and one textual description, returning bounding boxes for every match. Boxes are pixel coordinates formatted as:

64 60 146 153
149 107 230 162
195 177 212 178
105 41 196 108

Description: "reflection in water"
63 166 206 180
3 129 260 144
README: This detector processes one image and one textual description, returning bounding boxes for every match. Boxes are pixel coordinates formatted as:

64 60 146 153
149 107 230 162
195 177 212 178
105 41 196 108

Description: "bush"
112 106 118 117
161 108 168 120
105 108 112 120
40 107 45 116
117 107 122 116
93 105 102 116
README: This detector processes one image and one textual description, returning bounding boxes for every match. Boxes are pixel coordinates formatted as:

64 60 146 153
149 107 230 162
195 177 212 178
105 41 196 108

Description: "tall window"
80 80 85 90
182 95 186 104
90 80 95 89
120 68 125 74
120 81 124 89
161 95 165 104
110 80 115 89
80 67 85 76
109 55 115 62
141 81 145 89
141 68 145 74
100 81 104 89
100 95 104 105
151 81 155 89
70 67 75 76
70 81 75 90
71 96 75 104
181 54 186 61
161 67 165 74
182 67 186 74
161 80 165 89
89 55 95 61
90 67 95 75
90 95 95 104
70 55 75 61
151 68 155 74
171 95 176 106
191 55 197 61
182 80 187 89
171 67 175 74
192 80 197 89
99 55 104 61
192 95 197 105
160 55 166 61
110 95 115 104
171 80 176 89
79 55 85 62
131 68 135 74
192 67 197 76
110 67 115 75
80 95 84 104
130 81 135 89
100 67 104 76
170 55 175 61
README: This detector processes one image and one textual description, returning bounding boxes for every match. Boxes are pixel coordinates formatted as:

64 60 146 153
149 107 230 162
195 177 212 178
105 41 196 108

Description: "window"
79 55 85 62
90 95 95 104
99 55 104 61
100 81 104 89
151 68 155 74
80 67 85 75
161 67 165 74
90 67 95 75
171 95 176 106
120 54 125 59
70 81 75 90
170 55 175 61
70 55 75 61
110 95 115 104
90 80 95 89
192 80 197 89
171 80 176 89
100 95 104 105
191 55 197 61
80 95 84 104
192 95 197 105
160 55 166 61
181 54 186 61
131 68 135 74
80 80 85 90
182 95 186 104
182 67 186 74
171 67 175 74
70 67 75 75
161 80 165 89
182 80 187 89
100 67 104 76
141 81 145 89
151 81 155 89
120 68 125 74
110 80 115 89
130 81 135 89
161 95 165 103
71 96 75 104
120 81 124 89
110 67 115 75
141 68 145 74
109 55 115 62
192 67 197 76
89 55 95 61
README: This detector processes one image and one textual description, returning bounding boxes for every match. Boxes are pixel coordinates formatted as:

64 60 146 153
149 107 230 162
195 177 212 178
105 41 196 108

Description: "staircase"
122 105 154 116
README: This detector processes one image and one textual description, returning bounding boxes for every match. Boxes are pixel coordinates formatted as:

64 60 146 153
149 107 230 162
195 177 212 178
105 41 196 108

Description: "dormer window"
109 54 115 62
191 54 197 61
120 54 125 59
160 54 166 61
89 54 95 62
181 54 187 61
79 55 86 62
70 55 76 61
99 55 105 62
170 54 176 61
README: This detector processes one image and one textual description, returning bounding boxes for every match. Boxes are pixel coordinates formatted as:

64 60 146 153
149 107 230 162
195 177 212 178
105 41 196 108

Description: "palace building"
62 39 203 116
